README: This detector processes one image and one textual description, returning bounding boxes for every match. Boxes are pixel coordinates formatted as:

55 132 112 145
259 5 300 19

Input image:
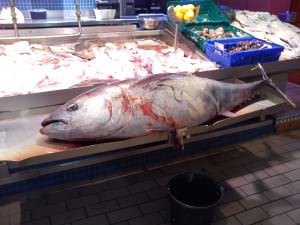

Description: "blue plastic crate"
204 37 284 68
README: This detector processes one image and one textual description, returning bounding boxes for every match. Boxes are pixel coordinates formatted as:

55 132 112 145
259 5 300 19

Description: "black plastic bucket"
168 172 224 225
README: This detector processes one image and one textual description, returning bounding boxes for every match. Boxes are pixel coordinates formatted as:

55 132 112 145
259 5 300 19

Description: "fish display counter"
0 18 299 197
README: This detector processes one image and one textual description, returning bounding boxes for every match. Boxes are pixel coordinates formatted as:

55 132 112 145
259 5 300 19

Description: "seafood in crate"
192 27 236 39
232 10 300 59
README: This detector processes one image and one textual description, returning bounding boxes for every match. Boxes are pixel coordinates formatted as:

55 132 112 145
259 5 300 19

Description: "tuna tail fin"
252 63 296 108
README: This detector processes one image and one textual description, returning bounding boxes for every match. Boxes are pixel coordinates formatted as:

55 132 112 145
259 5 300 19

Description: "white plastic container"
94 9 116 20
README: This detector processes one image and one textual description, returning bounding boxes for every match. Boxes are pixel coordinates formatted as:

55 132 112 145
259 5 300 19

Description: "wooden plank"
9 133 169 169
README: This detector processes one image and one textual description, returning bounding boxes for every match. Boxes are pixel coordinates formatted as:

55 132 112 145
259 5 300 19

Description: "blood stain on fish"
140 102 166 123
122 92 131 113
106 100 112 120
121 91 138 114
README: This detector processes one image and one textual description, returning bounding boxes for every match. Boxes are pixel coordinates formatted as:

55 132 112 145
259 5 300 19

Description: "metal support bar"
74 0 82 34
8 0 19 37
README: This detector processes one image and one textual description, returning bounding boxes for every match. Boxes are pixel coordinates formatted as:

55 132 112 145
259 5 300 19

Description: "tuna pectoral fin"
252 63 296 108
220 111 237 118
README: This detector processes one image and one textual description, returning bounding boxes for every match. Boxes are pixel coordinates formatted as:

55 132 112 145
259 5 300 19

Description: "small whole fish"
40 64 294 141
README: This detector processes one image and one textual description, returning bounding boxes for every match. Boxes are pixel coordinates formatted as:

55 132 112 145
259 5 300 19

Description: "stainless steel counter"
0 12 167 29
0 18 137 29
0 21 298 188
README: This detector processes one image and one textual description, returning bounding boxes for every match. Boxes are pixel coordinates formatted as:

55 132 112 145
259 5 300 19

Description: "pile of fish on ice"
0 39 217 98
232 10 300 59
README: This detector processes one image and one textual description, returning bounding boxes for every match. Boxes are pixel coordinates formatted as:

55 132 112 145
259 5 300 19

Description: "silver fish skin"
40 73 265 141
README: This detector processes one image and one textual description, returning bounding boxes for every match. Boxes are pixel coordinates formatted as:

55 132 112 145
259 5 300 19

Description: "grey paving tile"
245 161 269 172
10 211 31 225
262 175 290 189
154 175 174 186
106 177 132 190
100 187 130 201
261 214 297 225
239 193 269 209
22 198 47 210
263 164 290 177
263 186 293 201
0 216 9 225
261 199 293 216
147 187 168 200
47 189 79 204
67 195 99 209
264 134 297 147
0 202 23 217
212 152 233 162
224 156 254 168
212 216 242 225
118 192 149 208
140 198 169 214
240 181 268 196
72 214 109 225
129 180 157 194
223 167 249 179
107 206 142 224
86 200 119 216
222 189 245 204
161 163 190 175
285 149 300 160
10 213 22 225
277 141 300 153
159 209 170 223
51 208 86 225
235 208 269 225
287 208 300 224
284 158 300 170
22 218 50 225
129 212 163 225
285 180 300 194
225 176 249 189
217 202 244 218
78 183 108 196
113 222 129 225
286 193 300 208
243 171 269 183
32 202 66 219
284 168 300 181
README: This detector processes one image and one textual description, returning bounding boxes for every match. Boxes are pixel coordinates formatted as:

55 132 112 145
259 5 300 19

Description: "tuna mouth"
41 119 67 127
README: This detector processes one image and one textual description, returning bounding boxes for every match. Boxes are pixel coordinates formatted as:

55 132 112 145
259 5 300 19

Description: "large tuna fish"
40 64 294 141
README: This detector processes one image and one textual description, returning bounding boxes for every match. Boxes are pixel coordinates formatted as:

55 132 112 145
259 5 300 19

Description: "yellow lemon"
187 4 195 11
175 11 184 21
174 5 182 13
181 5 190 14
184 9 195 21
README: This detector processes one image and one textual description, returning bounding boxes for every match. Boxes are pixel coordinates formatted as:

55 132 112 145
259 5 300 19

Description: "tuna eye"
67 103 79 112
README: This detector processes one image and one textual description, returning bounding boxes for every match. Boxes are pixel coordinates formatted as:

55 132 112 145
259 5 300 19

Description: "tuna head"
40 87 117 141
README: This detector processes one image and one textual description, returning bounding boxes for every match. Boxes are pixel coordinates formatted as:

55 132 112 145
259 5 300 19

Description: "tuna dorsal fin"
132 73 190 88
252 63 296 108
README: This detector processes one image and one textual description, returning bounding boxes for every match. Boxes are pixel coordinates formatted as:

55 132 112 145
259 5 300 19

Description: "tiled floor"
0 128 299 225
286 82 300 111
0 83 299 225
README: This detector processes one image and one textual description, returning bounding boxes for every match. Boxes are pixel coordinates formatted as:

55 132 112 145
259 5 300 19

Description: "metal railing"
0 0 82 40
